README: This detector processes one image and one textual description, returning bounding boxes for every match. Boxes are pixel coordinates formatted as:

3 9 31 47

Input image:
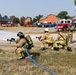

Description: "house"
39 14 60 24
72 15 76 21
24 17 32 25
23 17 32 27
7 19 13 24
0 17 7 24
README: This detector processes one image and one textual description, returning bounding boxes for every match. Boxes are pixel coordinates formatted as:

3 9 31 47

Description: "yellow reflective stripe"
17 50 21 53
18 56 23 59
22 47 24 50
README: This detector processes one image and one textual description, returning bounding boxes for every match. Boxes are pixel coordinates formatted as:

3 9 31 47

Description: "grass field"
0 27 76 75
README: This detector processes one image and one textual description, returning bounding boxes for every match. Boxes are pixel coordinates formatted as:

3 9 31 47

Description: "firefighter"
54 30 68 51
67 23 73 43
15 32 29 60
9 32 33 60
39 28 54 50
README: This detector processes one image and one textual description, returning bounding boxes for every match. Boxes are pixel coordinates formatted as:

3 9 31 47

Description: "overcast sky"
0 0 76 18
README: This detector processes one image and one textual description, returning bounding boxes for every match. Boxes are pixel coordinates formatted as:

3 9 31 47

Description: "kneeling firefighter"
39 28 54 50
54 30 72 51
67 24 73 43
7 32 33 60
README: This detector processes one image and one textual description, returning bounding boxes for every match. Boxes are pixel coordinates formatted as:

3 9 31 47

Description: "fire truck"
56 19 72 31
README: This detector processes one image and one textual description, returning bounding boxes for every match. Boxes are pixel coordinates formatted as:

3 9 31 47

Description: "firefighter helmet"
44 28 49 33
17 32 24 37
44 28 48 32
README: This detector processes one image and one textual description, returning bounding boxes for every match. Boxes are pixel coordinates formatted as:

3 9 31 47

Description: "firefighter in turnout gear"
54 30 68 51
39 28 54 50
67 23 73 43
15 32 28 60
7 32 33 60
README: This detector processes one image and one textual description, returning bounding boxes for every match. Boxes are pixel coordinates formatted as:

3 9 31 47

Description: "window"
61 21 64 23
67 21 70 23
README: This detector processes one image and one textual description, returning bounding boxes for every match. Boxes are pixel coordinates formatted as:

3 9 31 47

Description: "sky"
0 0 76 18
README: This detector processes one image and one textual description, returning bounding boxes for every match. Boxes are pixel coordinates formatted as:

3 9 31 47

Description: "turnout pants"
15 48 27 59
54 40 67 49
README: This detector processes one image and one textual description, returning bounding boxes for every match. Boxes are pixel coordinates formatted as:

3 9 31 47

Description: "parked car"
44 23 56 27
37 23 43 27
37 23 56 27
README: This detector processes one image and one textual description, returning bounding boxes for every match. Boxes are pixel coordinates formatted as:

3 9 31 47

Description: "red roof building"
39 14 60 24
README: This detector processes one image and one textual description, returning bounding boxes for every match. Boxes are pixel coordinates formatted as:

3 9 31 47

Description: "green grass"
0 42 76 75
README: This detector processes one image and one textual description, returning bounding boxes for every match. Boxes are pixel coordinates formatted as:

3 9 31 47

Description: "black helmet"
17 32 24 37
67 47 72 52
54 47 59 51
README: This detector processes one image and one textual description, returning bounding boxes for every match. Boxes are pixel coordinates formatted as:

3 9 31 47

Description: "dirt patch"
0 27 57 34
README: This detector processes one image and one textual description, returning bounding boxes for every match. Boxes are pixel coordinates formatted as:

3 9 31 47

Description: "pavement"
0 30 76 48
0 30 58 41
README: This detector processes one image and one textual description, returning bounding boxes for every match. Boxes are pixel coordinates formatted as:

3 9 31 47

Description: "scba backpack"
25 35 34 49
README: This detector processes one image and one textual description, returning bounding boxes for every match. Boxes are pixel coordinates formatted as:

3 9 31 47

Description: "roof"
4 18 13 22
24 17 31 23
72 15 76 20
39 14 60 23
0 17 7 21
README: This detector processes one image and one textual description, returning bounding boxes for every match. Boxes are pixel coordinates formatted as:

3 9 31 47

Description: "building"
39 14 60 24
24 17 32 25
0 17 7 24
23 17 32 27
72 15 76 21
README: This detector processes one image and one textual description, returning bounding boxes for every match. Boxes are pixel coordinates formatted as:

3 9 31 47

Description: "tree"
32 18 37 23
20 16 26 26
0 14 2 18
74 0 76 5
3 15 9 19
32 14 43 23
36 15 43 21
57 11 70 19
9 16 16 21
13 17 19 24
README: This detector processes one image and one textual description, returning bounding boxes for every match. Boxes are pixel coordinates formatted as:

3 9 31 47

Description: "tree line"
0 11 73 24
